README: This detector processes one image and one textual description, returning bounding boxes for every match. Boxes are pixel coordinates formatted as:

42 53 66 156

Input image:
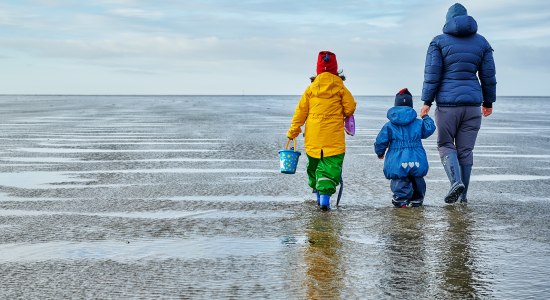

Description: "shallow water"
0 95 549 299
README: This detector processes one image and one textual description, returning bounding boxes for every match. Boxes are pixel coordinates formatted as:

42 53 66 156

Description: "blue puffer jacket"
374 107 436 179
421 14 497 107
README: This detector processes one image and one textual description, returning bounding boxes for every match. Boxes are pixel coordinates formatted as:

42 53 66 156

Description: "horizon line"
0 94 548 98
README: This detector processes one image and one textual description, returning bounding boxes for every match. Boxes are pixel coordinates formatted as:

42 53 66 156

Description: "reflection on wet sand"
381 208 429 298
439 205 487 298
304 211 343 299
1 96 549 298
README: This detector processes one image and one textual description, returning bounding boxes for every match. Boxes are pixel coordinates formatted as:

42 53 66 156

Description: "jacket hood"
387 106 417 126
446 3 467 22
310 72 344 98
443 15 478 36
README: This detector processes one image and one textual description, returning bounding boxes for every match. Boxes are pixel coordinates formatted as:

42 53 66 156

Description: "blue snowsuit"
374 106 436 206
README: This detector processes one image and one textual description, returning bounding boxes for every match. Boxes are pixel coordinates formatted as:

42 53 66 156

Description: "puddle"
472 174 550 181
343 234 379 246
226 176 268 183
1 157 81 163
0 172 93 189
0 209 215 219
71 168 278 174
0 169 277 189
474 154 550 158
1 157 273 163
0 209 290 220
163 195 302 203
0 237 289 262
16 148 223 153
37 142 223 146
426 174 550 182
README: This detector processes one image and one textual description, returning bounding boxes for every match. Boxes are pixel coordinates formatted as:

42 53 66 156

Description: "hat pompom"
398 88 411 96
316 51 338 75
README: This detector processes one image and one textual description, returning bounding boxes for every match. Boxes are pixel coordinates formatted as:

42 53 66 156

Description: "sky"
1 0 549 96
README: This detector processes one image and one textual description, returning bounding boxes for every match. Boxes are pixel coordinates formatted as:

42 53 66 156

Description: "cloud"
108 8 164 20
0 35 221 59
0 0 549 95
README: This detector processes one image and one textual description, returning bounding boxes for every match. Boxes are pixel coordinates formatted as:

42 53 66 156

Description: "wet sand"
0 95 549 299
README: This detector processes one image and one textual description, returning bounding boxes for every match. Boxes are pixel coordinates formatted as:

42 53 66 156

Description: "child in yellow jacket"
286 50 357 210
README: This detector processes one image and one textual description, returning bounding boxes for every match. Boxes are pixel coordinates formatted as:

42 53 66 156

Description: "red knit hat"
316 51 338 75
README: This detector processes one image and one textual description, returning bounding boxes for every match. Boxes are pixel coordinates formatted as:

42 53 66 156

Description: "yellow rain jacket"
287 72 356 159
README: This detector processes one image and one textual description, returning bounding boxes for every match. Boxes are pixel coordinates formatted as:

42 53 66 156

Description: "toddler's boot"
442 153 465 203
409 199 423 208
320 194 330 210
392 198 410 208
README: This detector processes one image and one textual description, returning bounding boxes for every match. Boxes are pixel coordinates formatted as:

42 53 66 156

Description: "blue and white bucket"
279 139 301 174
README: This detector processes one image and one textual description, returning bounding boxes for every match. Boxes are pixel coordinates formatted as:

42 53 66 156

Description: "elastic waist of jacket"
435 102 481 107
309 113 342 119
389 141 423 149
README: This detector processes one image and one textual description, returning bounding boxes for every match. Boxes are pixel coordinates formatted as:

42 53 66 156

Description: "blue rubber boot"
459 164 472 203
442 153 465 204
312 189 320 205
320 194 330 210
316 191 320 205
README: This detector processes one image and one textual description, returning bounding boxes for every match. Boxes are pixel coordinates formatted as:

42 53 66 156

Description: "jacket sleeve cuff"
423 101 433 107
482 102 493 108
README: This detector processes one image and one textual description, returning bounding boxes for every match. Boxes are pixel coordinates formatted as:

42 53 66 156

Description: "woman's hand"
420 105 431 118
482 107 493 117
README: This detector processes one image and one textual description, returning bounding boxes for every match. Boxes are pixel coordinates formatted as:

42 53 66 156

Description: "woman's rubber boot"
442 153 465 204
459 164 472 203
320 194 330 210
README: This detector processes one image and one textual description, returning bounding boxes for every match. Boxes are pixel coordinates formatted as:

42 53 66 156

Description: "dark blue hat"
395 88 413 107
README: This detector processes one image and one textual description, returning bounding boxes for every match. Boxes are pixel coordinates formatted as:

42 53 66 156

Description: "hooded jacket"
421 4 497 107
374 106 436 179
287 72 356 159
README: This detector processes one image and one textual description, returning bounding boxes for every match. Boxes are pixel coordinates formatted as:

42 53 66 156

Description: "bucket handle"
285 139 297 151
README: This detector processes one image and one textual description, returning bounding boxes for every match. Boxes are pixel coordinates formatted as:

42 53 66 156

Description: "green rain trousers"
306 153 344 195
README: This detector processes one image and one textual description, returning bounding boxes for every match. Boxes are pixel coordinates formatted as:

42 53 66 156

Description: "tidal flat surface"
0 95 549 299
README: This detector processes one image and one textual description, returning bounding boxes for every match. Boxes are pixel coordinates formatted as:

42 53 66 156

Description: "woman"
420 3 497 204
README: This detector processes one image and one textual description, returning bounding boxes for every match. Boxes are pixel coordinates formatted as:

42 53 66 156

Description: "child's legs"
315 153 344 195
410 176 426 206
390 178 413 202
306 154 320 190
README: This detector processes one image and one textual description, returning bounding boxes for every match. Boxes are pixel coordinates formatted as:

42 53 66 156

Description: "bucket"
279 139 301 174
